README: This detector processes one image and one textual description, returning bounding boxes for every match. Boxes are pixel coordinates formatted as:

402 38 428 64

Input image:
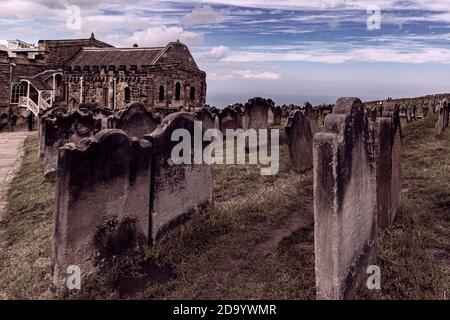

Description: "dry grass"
0 114 449 300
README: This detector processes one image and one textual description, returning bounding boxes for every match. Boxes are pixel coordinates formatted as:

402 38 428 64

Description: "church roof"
67 47 165 68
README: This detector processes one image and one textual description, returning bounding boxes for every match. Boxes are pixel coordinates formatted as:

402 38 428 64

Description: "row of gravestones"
313 97 402 299
48 96 405 297
40 102 161 179
282 97 403 299
51 111 214 291
435 98 449 138
47 97 289 291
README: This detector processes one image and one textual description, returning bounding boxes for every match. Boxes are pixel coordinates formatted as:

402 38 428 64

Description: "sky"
1 0 450 106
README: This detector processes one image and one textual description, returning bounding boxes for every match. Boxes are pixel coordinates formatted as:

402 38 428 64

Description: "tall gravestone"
108 102 160 138
52 130 151 290
435 99 448 138
145 112 214 243
44 110 101 179
303 102 318 134
285 110 313 172
377 103 402 229
313 97 377 300
273 106 282 126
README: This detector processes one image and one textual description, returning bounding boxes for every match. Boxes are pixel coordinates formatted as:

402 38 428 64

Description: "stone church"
0 33 207 130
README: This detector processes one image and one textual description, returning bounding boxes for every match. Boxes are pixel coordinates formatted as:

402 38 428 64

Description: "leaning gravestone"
435 99 447 138
285 110 313 172
44 110 101 179
144 112 214 243
52 130 151 291
108 102 160 138
377 103 402 229
313 97 377 300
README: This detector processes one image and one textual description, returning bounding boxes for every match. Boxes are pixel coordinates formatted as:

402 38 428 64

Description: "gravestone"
285 110 313 172
243 97 273 130
303 102 318 134
268 106 275 126
44 110 101 179
195 107 218 130
144 112 213 243
377 103 402 229
108 102 160 138
273 106 282 126
313 97 377 300
219 107 240 134
52 130 151 290
38 106 67 158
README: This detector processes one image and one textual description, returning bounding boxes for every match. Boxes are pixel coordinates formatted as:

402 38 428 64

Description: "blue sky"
1 0 450 106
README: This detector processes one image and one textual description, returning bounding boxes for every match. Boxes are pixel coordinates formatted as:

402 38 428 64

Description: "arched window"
190 86 196 100
175 82 181 101
10 83 28 104
159 85 165 101
124 87 131 102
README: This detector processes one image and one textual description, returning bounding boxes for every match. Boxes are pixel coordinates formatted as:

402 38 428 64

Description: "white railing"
18 96 40 117
40 98 51 110
18 96 28 108
41 90 52 102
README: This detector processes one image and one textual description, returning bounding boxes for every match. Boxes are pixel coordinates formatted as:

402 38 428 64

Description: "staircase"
18 93 52 117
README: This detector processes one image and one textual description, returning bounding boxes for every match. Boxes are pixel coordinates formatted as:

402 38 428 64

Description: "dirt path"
0 131 33 221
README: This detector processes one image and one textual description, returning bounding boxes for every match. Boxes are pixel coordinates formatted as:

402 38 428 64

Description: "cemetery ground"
0 113 449 300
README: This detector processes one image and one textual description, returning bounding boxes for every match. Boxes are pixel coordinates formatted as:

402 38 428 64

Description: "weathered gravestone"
44 110 101 179
145 112 214 243
313 97 377 300
435 99 448 138
377 103 402 229
243 97 274 130
52 130 151 290
273 106 282 126
38 106 67 158
268 106 275 126
219 107 240 134
285 110 313 172
108 102 160 138
195 107 219 130
303 102 318 134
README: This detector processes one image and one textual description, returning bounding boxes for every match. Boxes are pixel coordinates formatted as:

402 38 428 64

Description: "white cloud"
232 69 282 80
206 45 229 60
103 25 203 47
182 5 219 26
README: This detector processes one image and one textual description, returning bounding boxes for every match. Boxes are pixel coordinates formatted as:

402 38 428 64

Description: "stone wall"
313 97 377 300
63 65 206 112
52 130 151 290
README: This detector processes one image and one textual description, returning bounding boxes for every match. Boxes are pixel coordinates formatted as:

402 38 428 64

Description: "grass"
0 114 449 299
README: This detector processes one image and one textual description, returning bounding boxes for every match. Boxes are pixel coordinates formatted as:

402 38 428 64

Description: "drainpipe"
113 77 117 110
80 76 84 104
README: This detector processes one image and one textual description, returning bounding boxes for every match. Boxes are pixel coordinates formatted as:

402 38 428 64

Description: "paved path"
0 131 33 221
